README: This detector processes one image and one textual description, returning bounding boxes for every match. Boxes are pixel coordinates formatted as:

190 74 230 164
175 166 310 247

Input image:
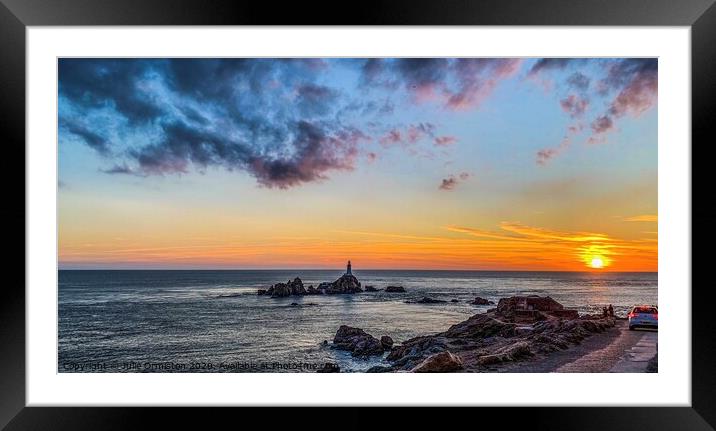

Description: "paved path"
553 323 655 373
609 330 658 372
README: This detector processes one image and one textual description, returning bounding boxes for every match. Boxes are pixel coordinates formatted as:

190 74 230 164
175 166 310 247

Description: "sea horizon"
58 268 657 274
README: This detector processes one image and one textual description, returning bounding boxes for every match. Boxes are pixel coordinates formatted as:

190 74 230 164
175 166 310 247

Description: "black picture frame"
2 0 714 429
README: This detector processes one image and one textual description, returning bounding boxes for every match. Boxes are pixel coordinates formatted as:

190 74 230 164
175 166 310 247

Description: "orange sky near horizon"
58 218 658 271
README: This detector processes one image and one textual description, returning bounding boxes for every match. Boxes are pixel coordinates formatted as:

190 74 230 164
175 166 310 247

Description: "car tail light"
653 313 658 319
628 312 636 318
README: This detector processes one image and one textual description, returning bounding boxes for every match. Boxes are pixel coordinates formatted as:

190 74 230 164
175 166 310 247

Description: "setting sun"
590 257 605 269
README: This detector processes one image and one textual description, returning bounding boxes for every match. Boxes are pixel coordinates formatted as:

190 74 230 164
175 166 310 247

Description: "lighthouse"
346 260 352 275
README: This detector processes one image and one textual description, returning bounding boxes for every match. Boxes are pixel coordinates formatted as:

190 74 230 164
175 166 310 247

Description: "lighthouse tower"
346 260 352 275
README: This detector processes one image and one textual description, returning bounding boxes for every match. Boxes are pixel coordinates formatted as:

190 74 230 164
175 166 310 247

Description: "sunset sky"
58 58 657 271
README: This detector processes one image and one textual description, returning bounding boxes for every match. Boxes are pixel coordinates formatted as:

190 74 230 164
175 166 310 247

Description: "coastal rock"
385 286 406 293
450 299 460 303
365 285 380 292
269 277 306 297
477 341 533 366
469 296 494 305
319 274 363 294
257 289 267 295
316 363 340 373
411 351 464 372
496 295 564 314
269 283 291 298
306 285 319 295
385 295 616 372
380 335 394 349
407 297 447 304
444 313 517 339
333 325 384 357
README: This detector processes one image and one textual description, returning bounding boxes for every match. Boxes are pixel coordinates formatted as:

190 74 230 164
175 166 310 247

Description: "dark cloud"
528 58 575 76
124 120 364 188
591 115 614 135
58 59 165 125
361 58 520 110
379 123 436 147
560 94 589 118
447 59 521 110
59 119 111 155
567 72 590 91
434 135 458 146
101 164 134 175
295 84 338 117
590 58 657 139
58 59 373 188
439 172 471 190
536 136 572 166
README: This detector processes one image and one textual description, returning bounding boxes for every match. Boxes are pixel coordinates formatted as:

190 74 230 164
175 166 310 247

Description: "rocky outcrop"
264 277 306 297
333 325 386 357
364 285 380 292
469 296 494 305
380 335 394 349
496 295 563 314
386 295 615 372
261 274 364 297
385 286 406 293
411 351 464 372
406 297 447 304
320 274 362 294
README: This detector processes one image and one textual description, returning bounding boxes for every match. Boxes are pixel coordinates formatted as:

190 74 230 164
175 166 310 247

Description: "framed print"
3 0 715 429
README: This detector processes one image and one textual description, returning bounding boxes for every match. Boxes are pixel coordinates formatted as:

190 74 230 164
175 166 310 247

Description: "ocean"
58 270 657 372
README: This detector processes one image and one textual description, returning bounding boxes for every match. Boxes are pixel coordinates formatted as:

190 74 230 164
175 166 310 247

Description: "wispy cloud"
623 214 658 222
446 221 656 270
439 172 471 191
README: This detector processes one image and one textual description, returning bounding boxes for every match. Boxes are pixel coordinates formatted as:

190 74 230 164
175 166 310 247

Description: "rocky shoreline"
325 295 616 373
257 273 618 373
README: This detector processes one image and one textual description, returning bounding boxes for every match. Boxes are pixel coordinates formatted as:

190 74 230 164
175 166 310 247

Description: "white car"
628 305 658 330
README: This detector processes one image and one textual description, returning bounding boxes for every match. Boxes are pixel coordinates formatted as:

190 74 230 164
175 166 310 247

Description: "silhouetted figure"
608 304 614 317
346 260 352 275
602 306 608 317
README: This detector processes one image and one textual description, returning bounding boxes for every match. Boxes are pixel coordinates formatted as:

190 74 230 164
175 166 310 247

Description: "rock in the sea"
269 283 291 298
306 285 319 295
319 274 363 294
450 299 460 303
269 277 306 297
380 335 394 349
385 285 406 293
364 285 380 292
333 325 385 357
316 363 340 373
411 351 464 372
469 296 494 305
407 297 447 304
257 289 267 295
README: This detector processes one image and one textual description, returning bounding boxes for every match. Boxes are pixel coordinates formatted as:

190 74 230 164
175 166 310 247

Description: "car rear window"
634 307 657 314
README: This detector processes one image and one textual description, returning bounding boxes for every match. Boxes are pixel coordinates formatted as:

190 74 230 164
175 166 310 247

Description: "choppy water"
58 270 657 372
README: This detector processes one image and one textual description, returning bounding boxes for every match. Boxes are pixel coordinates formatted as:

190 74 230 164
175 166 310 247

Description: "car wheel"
628 326 635 331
